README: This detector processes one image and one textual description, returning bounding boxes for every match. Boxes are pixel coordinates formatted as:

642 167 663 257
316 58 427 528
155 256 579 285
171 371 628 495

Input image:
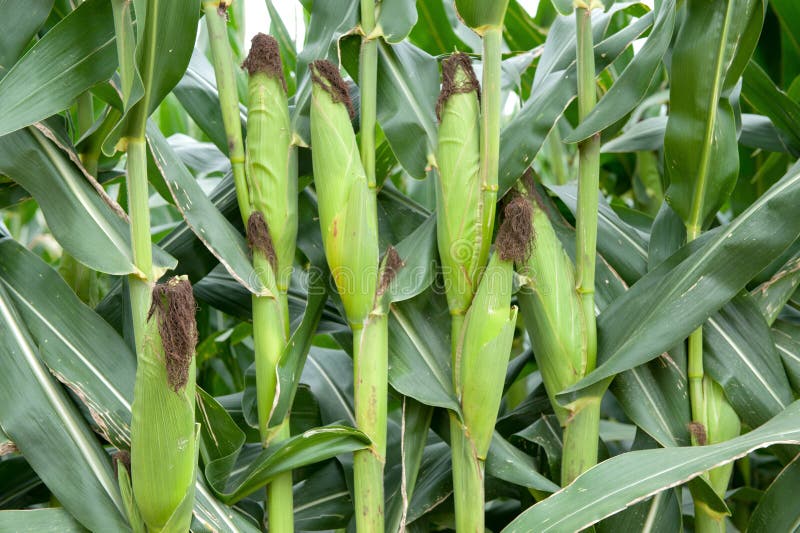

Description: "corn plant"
3 1 800 532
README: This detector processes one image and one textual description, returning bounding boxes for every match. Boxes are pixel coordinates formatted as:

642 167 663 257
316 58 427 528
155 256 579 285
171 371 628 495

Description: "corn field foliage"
2 0 800 532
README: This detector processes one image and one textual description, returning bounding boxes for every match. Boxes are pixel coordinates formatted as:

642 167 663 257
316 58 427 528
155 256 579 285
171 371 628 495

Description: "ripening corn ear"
243 33 297 301
309 60 379 325
242 34 297 531
515 189 589 424
311 59 389 532
131 276 198 532
459 195 531 457
436 53 485 320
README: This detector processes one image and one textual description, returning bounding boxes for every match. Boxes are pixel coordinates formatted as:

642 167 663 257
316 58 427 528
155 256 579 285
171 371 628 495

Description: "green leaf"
0 509 87 532
486 432 560 493
206 425 370 504
376 41 439 179
409 0 469 55
0 285 129 532
502 0 546 52
772 321 800 393
376 0 418 43
750 251 800 325
292 0 359 144
111 0 144 114
742 59 800 151
386 214 437 302
174 50 246 154
560 160 800 399
130 0 199 122
566 0 676 142
293 461 353 529
0 236 135 449
268 274 328 427
601 116 666 153
0 123 176 275
0 0 116 137
385 399 434 532
503 400 800 533
145 123 266 295
663 0 764 231
499 10 654 195
0 456 48 509
704 293 794 428
548 183 648 283
388 290 459 412
0 0 53 80
748 445 800 531
301 348 356 426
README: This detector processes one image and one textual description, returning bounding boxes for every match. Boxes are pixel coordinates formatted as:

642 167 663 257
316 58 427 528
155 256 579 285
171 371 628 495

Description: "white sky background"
243 1 655 54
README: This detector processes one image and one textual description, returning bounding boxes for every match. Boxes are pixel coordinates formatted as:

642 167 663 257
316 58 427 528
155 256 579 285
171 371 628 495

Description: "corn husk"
436 53 484 316
516 192 589 423
458 252 517 458
244 33 297 296
310 60 378 325
130 277 197 532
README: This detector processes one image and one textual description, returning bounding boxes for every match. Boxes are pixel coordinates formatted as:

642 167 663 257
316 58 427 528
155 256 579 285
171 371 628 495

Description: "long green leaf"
751 251 800 325
566 0 676 142
0 0 116 137
0 0 53 80
748 447 800 531
772 321 800 393
499 10 653 195
742 59 800 152
704 294 794 428
561 160 800 399
0 285 129 531
376 41 439 179
503 400 800 533
0 509 87 532
663 0 763 231
0 123 175 275
376 0 417 43
145 123 266 295
0 236 134 448
388 290 459 412
206 425 370 504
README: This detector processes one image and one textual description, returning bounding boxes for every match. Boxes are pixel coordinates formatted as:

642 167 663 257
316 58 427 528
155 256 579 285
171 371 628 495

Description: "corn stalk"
204 4 298 527
562 3 604 486
310 60 393 532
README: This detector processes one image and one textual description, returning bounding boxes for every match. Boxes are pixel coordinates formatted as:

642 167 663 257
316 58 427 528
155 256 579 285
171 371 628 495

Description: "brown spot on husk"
688 421 707 446
496 193 533 263
113 449 131 476
148 277 198 392
246 211 278 272
377 246 404 296
436 52 480 120
242 33 287 92
310 59 355 119
217 1 229 18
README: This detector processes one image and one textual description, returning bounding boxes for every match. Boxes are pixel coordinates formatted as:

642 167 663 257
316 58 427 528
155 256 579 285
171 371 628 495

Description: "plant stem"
687 221 706 441
561 395 601 484
77 92 94 137
359 0 377 189
125 138 153 350
563 5 602 485
202 1 250 223
353 314 388 532
450 414 484 533
478 27 502 269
